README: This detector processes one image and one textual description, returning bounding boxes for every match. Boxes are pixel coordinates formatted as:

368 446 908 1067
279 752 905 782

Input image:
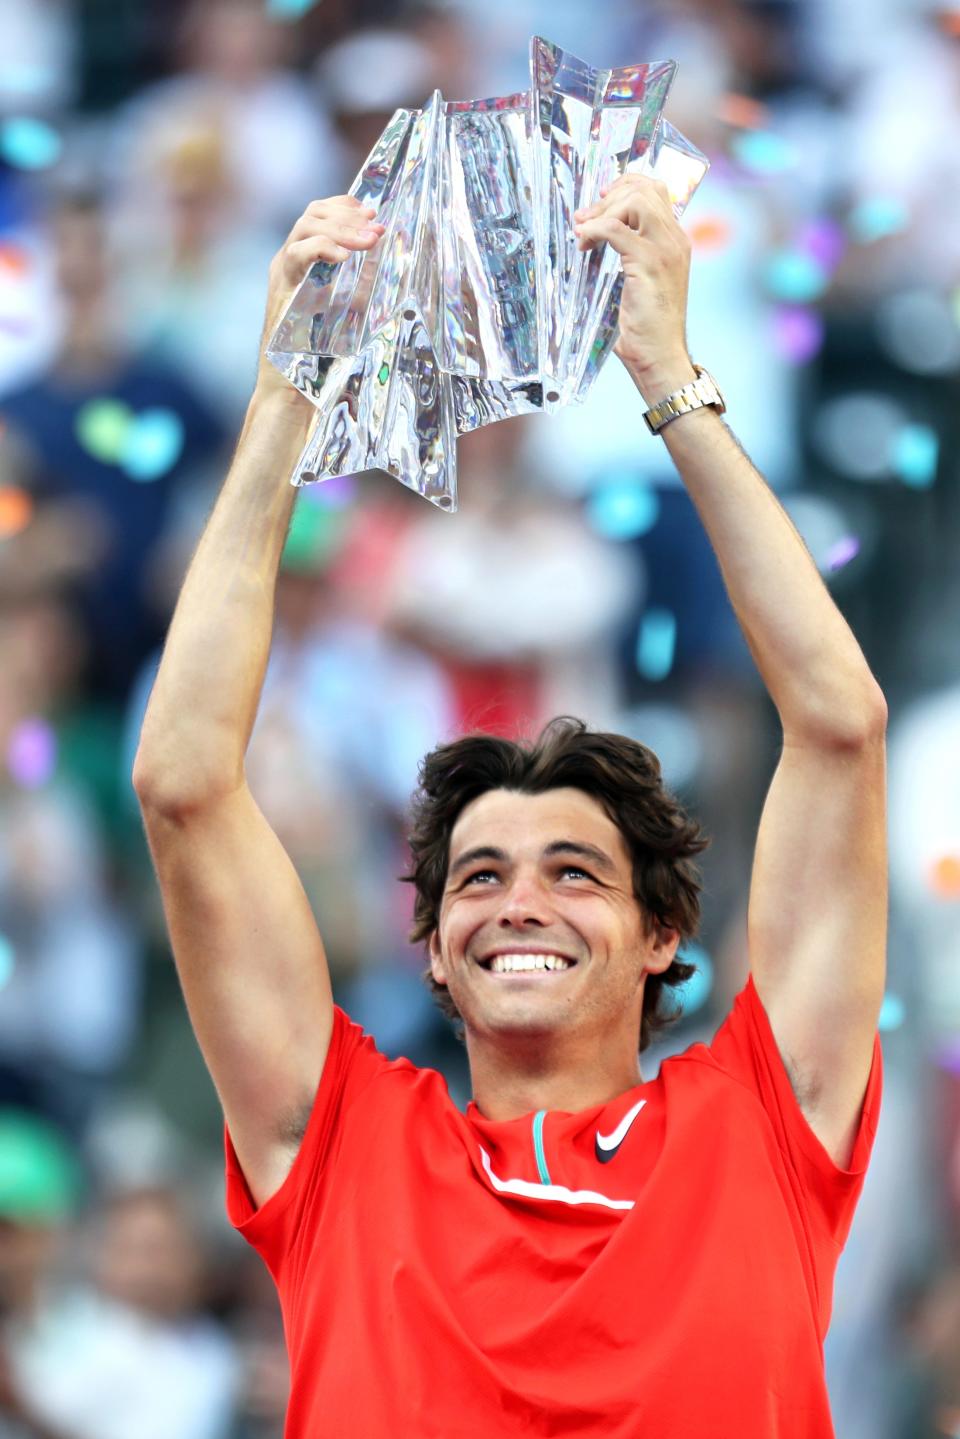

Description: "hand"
255 196 386 406
573 174 696 402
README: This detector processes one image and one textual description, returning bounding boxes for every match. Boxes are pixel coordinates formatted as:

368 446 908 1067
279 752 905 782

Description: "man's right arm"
133 198 385 1209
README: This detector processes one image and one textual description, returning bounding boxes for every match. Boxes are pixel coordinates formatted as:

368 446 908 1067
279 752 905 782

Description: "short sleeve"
224 1005 391 1280
706 975 883 1250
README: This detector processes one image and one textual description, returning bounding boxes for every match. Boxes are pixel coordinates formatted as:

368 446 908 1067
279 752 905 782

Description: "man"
133 179 887 1437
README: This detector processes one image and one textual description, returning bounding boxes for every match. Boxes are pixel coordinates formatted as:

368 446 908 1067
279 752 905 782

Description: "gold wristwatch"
642 364 726 435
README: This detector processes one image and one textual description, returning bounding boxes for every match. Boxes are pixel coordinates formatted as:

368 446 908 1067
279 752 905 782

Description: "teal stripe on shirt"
532 1110 552 1185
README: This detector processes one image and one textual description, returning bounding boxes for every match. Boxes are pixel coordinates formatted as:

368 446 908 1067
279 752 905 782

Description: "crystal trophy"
267 37 708 511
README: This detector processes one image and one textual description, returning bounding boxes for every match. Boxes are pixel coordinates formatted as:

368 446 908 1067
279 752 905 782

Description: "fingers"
278 197 386 286
287 204 385 248
281 232 375 287
574 174 676 252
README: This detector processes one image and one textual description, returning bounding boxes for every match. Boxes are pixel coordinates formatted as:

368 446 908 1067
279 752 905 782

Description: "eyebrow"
447 839 618 882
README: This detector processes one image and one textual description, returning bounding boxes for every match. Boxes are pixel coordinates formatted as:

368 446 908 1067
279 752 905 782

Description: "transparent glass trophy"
266 37 709 511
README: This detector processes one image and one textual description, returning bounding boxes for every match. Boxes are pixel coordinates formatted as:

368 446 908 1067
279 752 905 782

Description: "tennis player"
134 178 887 1437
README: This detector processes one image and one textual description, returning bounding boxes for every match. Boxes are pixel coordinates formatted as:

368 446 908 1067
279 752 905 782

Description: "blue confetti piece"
675 944 713 1016
267 0 320 16
636 608 677 682
892 424 938 488
764 250 829 304
730 131 797 176
0 116 62 170
121 408 185 481
878 993 905 1032
849 196 909 244
0 933 13 990
586 479 660 540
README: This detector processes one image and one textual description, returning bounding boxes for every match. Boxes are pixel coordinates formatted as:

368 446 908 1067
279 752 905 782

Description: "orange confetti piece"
717 93 771 131
0 243 29 276
688 216 732 252
930 854 960 898
0 486 33 539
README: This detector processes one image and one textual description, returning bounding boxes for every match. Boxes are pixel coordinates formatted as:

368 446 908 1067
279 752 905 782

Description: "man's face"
430 787 677 1046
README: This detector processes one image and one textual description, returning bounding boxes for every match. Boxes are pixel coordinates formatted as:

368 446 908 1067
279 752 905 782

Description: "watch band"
643 364 726 435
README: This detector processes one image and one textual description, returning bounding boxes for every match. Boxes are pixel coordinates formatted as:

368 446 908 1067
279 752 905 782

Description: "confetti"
0 116 62 170
0 486 33 539
796 218 846 273
772 305 824 364
305 473 357 508
687 216 732 253
848 196 909 244
76 398 133 464
730 130 797 176
0 243 29 276
892 423 939 488
0 934 13 991
676 944 713 1016
267 0 320 15
635 608 676 681
936 1039 960 1078
930 855 960 898
825 535 860 572
717 93 770 130
764 250 829 304
6 717 57 788
121 408 185 481
587 479 660 541
878 993 906 1032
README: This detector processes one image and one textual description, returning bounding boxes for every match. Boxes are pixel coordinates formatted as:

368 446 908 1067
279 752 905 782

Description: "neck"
466 1028 644 1122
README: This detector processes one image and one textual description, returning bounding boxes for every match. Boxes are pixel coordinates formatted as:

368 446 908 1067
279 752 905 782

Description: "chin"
464 1001 571 1041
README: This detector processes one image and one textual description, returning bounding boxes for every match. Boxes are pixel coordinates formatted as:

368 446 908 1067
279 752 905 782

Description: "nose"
495 870 554 929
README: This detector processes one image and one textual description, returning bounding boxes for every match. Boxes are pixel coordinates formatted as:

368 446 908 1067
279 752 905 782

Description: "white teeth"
487 953 573 974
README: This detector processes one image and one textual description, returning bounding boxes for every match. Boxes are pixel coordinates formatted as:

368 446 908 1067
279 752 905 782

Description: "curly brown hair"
404 716 710 1053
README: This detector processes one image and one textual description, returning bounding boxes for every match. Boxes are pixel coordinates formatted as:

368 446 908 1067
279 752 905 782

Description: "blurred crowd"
0 0 959 1434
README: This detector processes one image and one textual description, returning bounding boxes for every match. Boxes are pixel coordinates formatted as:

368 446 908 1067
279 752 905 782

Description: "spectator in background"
113 0 343 233
840 3 960 297
0 190 226 700
0 590 141 1132
386 418 637 733
1 1149 238 1439
115 125 279 429
315 26 449 176
0 1108 79 1439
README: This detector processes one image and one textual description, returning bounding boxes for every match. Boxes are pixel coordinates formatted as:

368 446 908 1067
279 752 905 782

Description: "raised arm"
575 177 887 1168
133 198 385 1207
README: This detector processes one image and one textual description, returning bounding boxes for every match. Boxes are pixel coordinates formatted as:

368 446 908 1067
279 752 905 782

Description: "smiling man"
133 180 887 1439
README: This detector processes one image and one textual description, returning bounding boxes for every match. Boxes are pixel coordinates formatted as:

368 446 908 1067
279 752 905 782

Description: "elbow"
785 681 888 750
133 746 240 820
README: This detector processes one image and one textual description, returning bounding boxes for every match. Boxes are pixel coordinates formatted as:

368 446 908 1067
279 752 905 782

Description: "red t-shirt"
225 976 882 1438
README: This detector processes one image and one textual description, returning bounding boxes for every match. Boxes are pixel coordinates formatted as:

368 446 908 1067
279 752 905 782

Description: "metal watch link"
642 365 726 435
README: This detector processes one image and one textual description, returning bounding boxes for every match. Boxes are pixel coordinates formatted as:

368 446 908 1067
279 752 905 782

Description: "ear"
428 929 447 986
645 922 681 976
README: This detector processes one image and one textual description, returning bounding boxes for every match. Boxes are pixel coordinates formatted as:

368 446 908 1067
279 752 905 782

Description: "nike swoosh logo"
595 1099 647 1163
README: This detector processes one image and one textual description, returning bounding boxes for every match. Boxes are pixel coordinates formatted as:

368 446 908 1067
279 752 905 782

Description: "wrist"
247 380 315 435
619 351 697 408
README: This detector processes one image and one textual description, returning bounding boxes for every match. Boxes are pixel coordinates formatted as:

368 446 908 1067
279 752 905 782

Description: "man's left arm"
575 178 887 1168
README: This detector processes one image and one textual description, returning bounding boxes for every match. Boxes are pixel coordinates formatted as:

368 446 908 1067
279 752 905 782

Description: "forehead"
449 787 629 865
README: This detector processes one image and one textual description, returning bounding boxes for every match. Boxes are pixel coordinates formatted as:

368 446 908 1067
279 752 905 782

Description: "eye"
463 869 499 886
559 865 593 881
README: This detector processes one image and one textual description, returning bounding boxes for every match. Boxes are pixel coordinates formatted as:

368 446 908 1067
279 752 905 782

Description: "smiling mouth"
478 953 578 976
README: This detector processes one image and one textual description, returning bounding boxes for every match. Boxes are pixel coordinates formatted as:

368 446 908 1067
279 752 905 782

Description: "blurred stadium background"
0 0 959 1434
